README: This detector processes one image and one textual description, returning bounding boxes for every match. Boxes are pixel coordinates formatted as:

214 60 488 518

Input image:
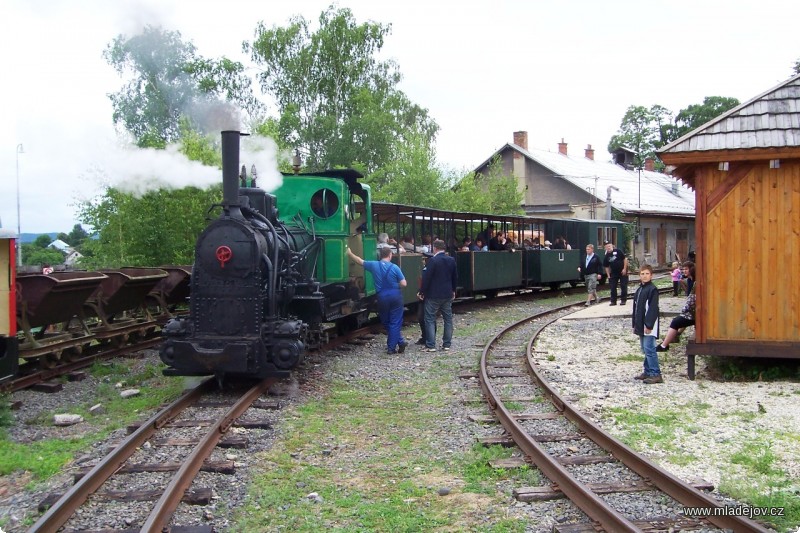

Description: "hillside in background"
19 232 58 244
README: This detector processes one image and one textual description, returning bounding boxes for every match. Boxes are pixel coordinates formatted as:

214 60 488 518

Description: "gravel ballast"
1 293 797 531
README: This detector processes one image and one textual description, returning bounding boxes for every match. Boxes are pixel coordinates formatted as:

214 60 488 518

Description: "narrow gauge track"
30 377 277 533
4 336 163 394
477 302 771 533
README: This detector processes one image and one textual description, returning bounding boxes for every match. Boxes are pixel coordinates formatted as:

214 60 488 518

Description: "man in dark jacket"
632 264 662 384
420 239 458 351
603 241 629 305
577 244 603 306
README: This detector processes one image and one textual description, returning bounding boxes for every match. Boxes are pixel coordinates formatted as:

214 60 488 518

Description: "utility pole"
16 143 24 267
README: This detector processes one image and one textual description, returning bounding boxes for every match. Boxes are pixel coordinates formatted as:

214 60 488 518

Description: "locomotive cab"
273 170 377 324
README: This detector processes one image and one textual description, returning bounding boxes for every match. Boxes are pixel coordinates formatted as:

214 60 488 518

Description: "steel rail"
523 315 771 533
479 307 642 532
140 377 277 532
29 377 217 533
6 336 162 393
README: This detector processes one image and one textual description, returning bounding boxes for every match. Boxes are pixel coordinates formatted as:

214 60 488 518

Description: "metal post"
605 186 619 221
638 166 641 209
16 143 24 267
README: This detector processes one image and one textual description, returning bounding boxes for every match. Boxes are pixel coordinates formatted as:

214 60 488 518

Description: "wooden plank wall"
699 161 800 343
0 240 10 335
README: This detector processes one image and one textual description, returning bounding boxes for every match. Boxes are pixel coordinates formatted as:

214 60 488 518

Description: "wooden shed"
658 73 800 362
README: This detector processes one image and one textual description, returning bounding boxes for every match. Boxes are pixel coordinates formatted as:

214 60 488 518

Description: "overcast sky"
2 0 799 233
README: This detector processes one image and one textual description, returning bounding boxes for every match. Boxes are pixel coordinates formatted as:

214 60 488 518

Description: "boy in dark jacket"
631 264 662 384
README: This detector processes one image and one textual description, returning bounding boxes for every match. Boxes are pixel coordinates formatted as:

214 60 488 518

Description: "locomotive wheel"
112 333 129 348
38 352 61 369
62 346 83 362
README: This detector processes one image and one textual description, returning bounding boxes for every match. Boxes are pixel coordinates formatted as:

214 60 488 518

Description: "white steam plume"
84 134 283 197
241 135 283 193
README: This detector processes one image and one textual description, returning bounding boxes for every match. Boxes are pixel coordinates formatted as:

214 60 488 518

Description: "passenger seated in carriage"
377 233 402 255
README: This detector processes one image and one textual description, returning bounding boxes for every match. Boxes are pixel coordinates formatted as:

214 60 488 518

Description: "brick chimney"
644 157 655 172
513 131 528 150
584 144 594 161
558 138 567 156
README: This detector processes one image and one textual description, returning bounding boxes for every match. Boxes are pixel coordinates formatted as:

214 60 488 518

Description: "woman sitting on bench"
656 263 696 352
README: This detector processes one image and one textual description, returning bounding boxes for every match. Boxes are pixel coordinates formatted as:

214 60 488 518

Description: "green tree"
674 96 740 138
608 105 663 167
34 234 53 248
104 25 260 147
66 224 90 247
21 245 63 267
77 185 220 268
246 6 438 174
367 130 448 208
455 156 524 215
609 98 739 166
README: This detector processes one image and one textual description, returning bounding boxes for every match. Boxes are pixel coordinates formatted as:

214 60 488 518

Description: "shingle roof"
658 73 800 154
482 144 695 216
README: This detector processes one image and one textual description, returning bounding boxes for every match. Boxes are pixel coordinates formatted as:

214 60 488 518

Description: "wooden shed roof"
658 73 800 163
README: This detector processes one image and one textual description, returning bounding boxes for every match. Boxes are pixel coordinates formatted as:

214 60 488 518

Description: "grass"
720 439 800 531
234 356 530 531
614 353 644 363
0 360 184 484
606 404 699 466
607 401 800 531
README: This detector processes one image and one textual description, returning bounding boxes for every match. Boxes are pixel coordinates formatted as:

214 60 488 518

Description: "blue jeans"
640 335 660 376
424 298 453 349
377 290 405 352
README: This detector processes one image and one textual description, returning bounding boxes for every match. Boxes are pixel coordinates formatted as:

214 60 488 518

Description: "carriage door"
675 229 688 262
657 228 666 266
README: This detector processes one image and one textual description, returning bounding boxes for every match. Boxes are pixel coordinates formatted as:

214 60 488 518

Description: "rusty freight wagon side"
658 73 800 367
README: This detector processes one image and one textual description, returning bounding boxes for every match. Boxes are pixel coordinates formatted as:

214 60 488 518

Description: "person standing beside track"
603 240 628 306
346 246 408 354
577 244 603 306
420 239 457 352
632 264 662 384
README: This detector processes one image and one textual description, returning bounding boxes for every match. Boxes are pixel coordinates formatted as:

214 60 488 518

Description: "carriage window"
310 188 340 219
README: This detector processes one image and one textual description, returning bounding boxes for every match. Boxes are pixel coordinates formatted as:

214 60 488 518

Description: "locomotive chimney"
221 130 248 218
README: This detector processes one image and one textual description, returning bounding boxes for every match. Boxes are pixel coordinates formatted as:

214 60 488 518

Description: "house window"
597 227 618 247
643 227 651 253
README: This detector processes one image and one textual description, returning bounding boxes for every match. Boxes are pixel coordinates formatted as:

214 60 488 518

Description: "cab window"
310 188 340 219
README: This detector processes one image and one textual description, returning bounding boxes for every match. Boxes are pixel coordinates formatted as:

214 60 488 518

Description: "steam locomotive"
159 131 376 379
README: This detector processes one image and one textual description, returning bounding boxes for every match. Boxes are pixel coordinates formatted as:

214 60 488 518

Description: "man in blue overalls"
346 246 408 354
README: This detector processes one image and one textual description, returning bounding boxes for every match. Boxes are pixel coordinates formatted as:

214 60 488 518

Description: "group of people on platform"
358 228 698 389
